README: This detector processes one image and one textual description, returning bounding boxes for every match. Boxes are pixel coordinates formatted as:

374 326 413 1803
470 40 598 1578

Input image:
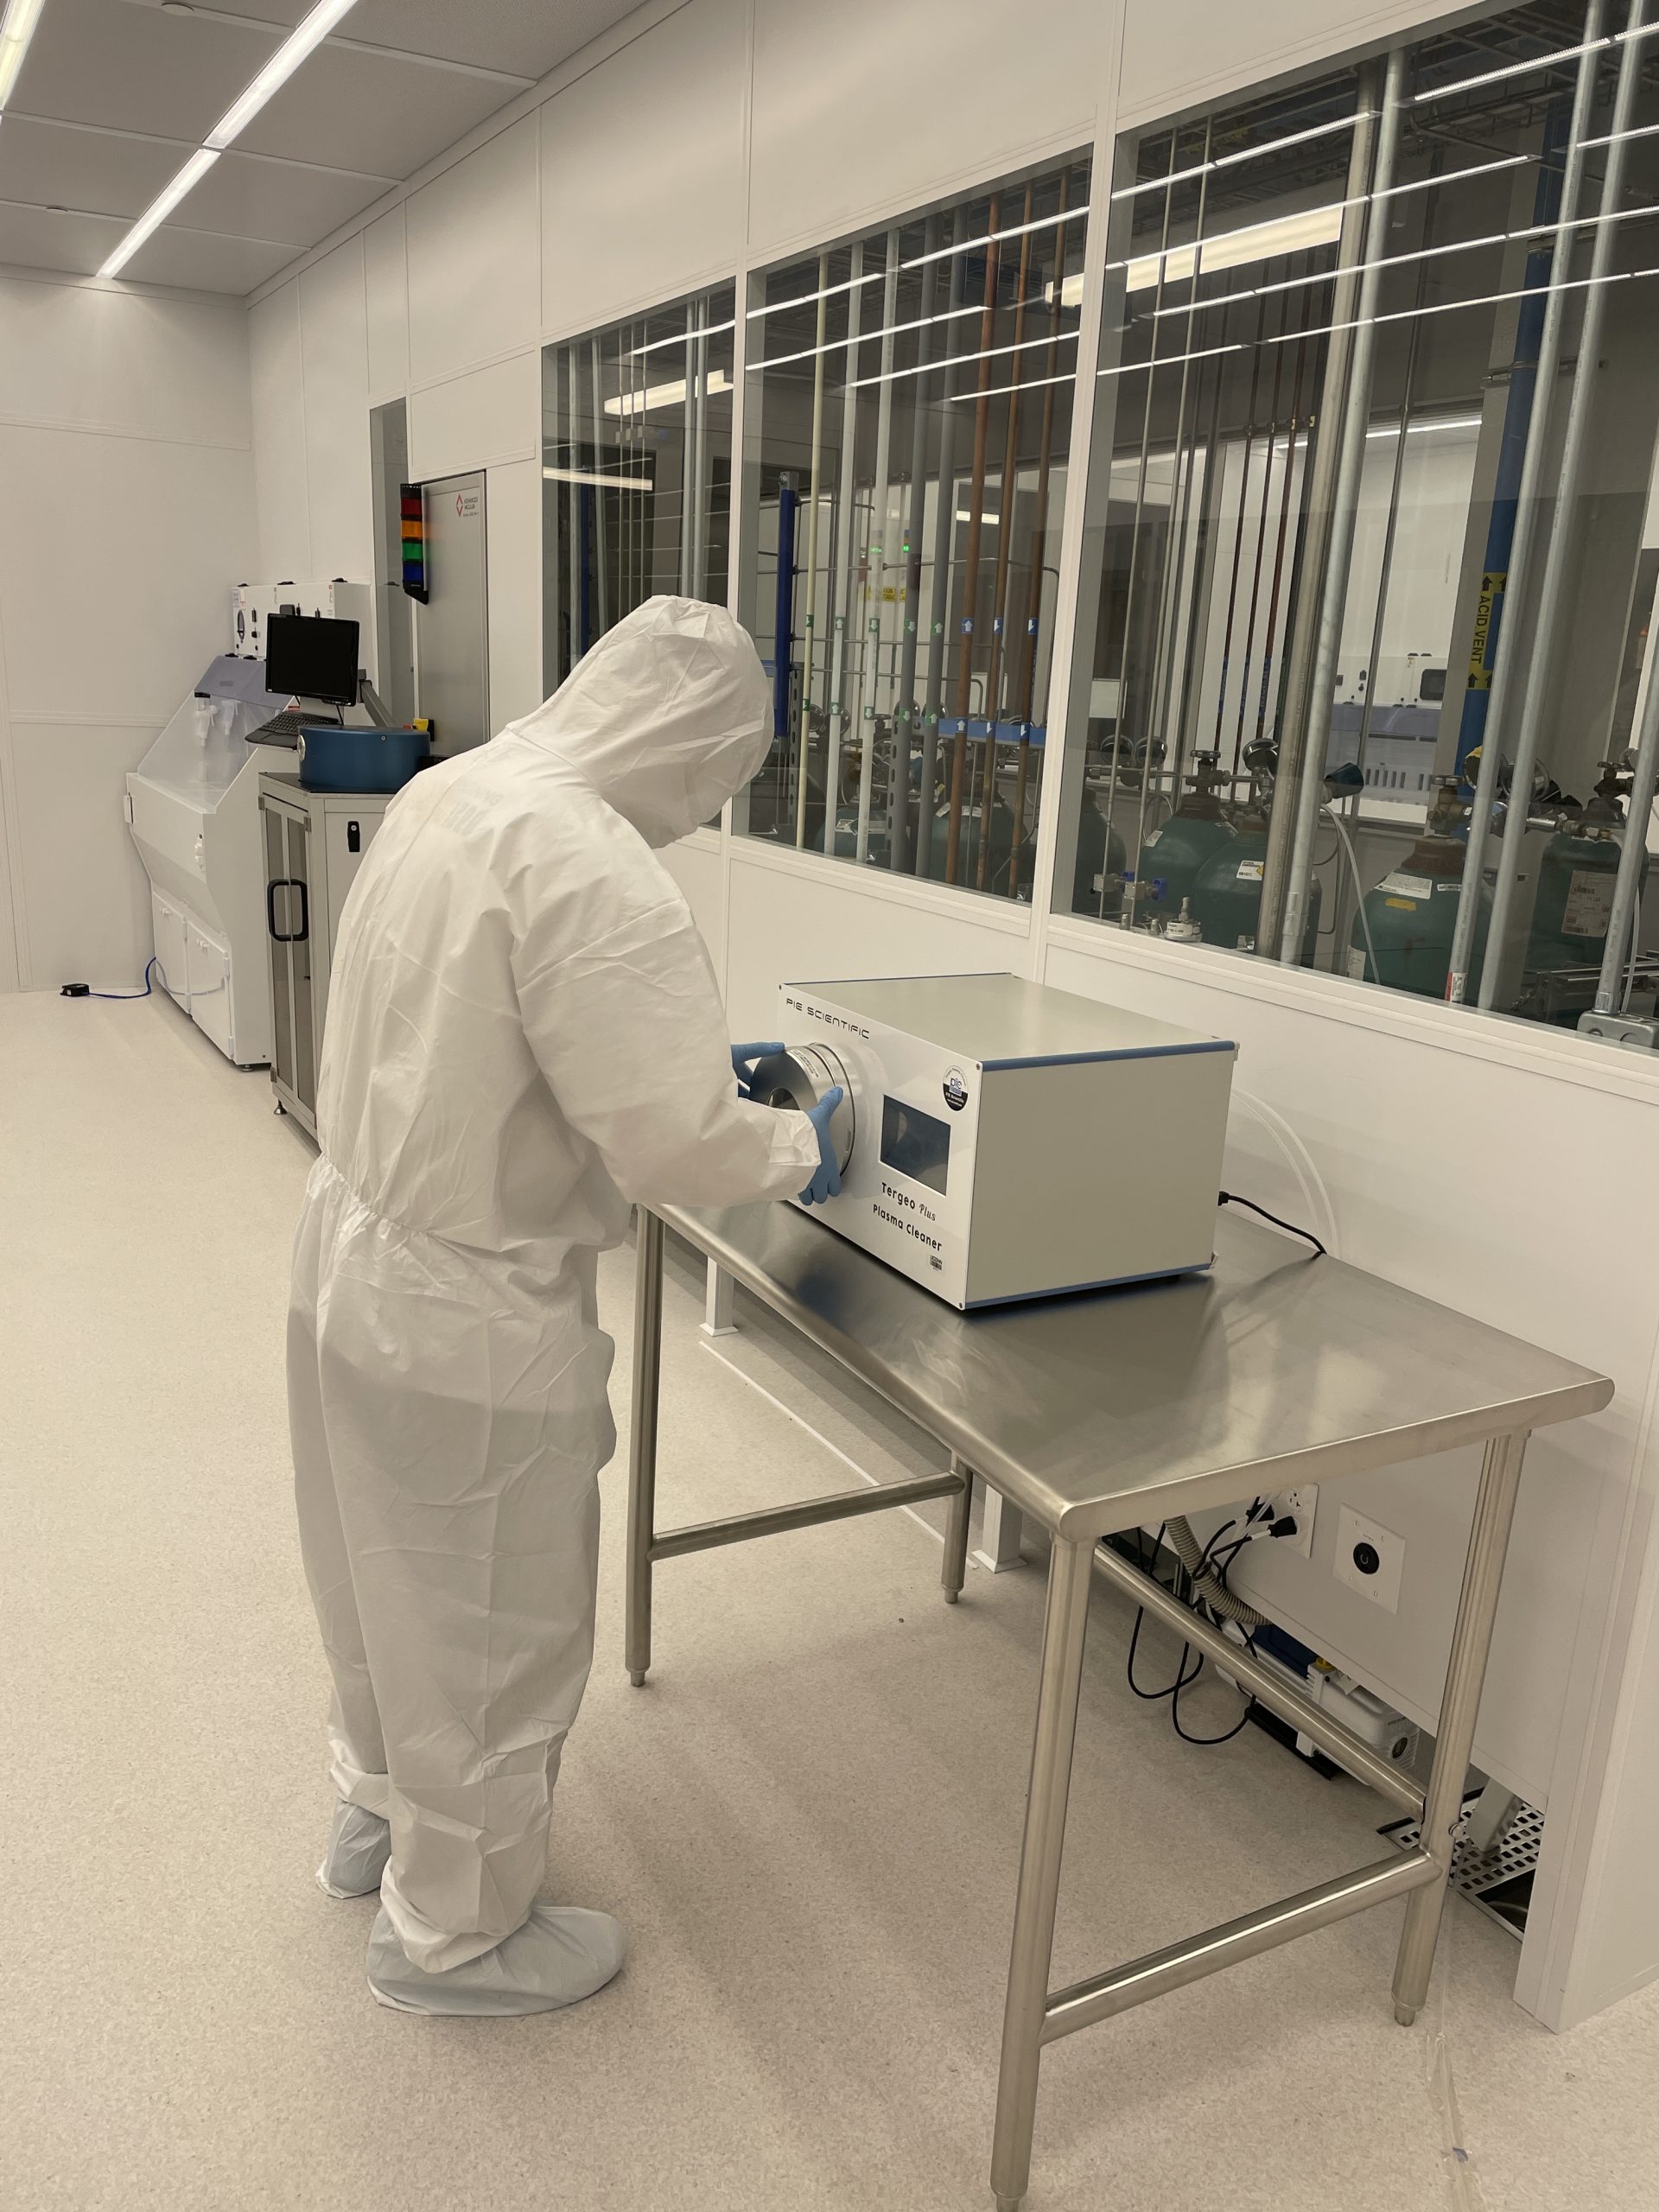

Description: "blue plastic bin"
297 724 428 793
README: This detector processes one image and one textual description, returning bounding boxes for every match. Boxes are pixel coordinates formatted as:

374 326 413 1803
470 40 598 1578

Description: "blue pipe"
773 480 799 740
1454 99 1569 775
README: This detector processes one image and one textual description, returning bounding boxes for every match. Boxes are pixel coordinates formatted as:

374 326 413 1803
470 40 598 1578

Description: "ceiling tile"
123 221 300 294
233 43 519 177
14 0 281 145
0 201 117 278
180 149 393 245
151 0 643 82
0 117 185 220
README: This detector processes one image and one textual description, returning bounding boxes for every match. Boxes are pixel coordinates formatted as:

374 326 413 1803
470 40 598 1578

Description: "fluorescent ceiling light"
1110 113 1365 205
623 319 737 360
543 467 651 492
1416 32 1608 104
0 0 46 110
947 365 1077 405
847 326 1077 394
1098 339 1243 383
751 298 986 374
98 146 219 276
603 368 731 417
748 270 885 321
98 0 359 279
205 0 355 147
1127 200 1348 293
902 200 1090 271
1580 118 1659 152
1365 415 1484 438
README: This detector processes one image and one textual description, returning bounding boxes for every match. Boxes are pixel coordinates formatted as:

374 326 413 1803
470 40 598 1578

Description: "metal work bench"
625 1201 1611 2209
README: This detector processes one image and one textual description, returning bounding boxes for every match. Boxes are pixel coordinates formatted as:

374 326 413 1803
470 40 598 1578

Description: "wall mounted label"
1466 569 1504 691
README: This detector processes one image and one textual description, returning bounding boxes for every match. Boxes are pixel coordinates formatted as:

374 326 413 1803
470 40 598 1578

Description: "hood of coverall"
505 596 772 847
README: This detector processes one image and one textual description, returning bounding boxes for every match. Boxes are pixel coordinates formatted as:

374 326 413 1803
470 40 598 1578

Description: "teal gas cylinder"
1135 759 1236 922
1191 810 1321 958
1350 833 1489 997
1525 823 1643 1009
925 791 1039 897
1071 791 1128 916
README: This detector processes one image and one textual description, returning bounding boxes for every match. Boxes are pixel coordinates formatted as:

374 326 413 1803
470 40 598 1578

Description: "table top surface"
658 1202 1612 1540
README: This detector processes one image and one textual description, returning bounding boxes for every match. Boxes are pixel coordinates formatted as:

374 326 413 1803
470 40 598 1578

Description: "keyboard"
251 709 340 747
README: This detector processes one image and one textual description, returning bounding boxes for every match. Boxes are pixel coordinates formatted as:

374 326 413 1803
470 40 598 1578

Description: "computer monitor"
264 613 360 706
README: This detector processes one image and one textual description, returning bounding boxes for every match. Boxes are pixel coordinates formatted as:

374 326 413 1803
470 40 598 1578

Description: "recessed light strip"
0 0 47 111
98 0 359 279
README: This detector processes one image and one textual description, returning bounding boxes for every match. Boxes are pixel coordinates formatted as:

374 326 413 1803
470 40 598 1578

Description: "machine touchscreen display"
880 1096 950 1195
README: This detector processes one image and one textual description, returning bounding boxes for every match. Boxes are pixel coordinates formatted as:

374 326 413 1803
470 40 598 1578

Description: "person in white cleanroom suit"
287 597 842 2016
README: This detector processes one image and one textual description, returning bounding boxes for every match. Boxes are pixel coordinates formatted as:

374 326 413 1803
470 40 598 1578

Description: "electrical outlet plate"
1333 1503 1405 1612
1269 1485 1316 1559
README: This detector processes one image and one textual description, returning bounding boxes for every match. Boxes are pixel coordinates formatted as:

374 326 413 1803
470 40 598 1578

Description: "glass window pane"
543 283 737 692
1058 1 1659 1041
736 154 1091 898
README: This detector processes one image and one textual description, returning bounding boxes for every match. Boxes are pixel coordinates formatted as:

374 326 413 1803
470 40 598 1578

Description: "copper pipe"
974 186 1036 891
944 194 1001 887
1009 168 1074 893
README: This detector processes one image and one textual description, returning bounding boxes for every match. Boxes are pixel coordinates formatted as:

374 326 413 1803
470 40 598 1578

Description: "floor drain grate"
1378 1794 1543 1940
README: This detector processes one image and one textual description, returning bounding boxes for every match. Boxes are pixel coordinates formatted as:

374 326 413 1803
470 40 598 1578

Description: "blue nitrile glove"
798 1086 845 1205
732 1041 785 1099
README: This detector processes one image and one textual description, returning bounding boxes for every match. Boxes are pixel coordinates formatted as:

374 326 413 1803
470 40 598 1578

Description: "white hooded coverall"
288 598 820 1974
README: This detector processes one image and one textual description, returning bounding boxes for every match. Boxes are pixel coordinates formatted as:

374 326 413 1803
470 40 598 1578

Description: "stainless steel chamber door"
262 795 317 1125
416 470 490 755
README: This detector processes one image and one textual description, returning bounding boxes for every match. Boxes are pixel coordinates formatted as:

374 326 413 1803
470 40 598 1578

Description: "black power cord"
1218 1191 1326 1256
61 957 159 1002
1119 1500 1301 1749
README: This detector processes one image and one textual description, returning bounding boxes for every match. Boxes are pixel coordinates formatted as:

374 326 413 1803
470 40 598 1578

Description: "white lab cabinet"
126 669 293 1066
258 773 391 1138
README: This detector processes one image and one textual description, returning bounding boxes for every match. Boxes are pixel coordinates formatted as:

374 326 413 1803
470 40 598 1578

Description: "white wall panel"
1040 926 1659 1805
364 207 409 404
10 721 157 988
299 240 374 625
724 849 1032 1035
407 348 539 480
485 456 543 735
406 116 540 388
0 427 256 723
0 278 249 448
539 0 745 336
749 0 1108 261
1118 0 1448 126
249 281 311 580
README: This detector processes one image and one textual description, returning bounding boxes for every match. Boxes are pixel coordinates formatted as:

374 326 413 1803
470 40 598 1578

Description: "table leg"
942 1455 972 1604
626 1209 666 1688
975 1479 1026 1573
990 1536 1096 2210
702 1257 737 1338
1392 1429 1528 2024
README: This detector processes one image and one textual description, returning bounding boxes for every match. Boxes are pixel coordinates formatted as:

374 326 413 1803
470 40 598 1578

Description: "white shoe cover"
365 1902 626 2017
317 1802 392 1898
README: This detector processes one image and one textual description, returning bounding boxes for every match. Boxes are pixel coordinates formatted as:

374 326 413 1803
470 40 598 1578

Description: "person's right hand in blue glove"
798 1085 844 1205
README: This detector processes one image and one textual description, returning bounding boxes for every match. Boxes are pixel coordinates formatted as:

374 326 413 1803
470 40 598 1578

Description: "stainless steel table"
626 1201 1611 2209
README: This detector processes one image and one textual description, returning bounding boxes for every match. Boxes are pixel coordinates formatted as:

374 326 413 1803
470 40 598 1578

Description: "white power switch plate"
1334 1504 1404 1612
1269 1486 1316 1560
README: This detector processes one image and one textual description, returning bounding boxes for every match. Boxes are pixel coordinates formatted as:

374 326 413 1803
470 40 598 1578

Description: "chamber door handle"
267 878 309 943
